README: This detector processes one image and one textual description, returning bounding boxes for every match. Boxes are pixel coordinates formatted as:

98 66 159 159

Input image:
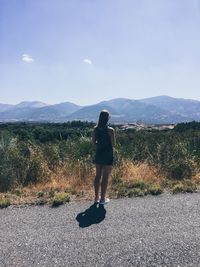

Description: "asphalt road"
1 193 200 267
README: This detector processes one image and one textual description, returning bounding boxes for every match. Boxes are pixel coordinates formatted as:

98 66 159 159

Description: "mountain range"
0 96 200 124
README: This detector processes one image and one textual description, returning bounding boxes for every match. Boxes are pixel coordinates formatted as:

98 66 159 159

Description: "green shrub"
42 144 61 171
172 180 197 194
24 154 49 185
128 188 145 197
37 191 44 198
149 184 163 195
49 189 55 198
0 122 199 196
183 180 197 193
116 186 129 198
64 187 77 195
0 198 11 208
112 180 163 198
126 180 146 190
12 189 22 196
52 193 71 207
0 137 50 191
35 199 47 205
170 163 193 180
172 183 185 194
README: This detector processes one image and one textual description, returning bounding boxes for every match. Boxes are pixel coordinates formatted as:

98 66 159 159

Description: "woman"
92 109 116 205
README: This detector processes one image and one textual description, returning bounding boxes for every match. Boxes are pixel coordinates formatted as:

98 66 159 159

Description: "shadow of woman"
76 203 106 228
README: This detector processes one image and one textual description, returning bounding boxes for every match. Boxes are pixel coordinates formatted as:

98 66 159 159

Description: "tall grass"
0 125 199 197
0 136 50 191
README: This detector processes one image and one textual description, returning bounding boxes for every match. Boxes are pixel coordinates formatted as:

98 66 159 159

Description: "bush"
172 180 197 194
0 138 50 191
37 191 44 198
24 154 49 185
64 187 77 195
0 198 11 208
52 193 71 207
148 184 163 195
0 122 199 197
111 179 163 198
170 163 193 180
126 180 146 190
128 188 145 197
35 199 47 205
42 144 61 171
12 189 22 196
48 189 55 198
183 180 197 192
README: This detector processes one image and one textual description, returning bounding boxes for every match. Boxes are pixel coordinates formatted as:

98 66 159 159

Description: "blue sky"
0 0 200 105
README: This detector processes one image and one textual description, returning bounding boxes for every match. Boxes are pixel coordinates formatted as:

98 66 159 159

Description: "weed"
35 199 47 205
128 188 145 197
111 179 163 198
64 187 77 195
12 189 22 196
148 184 163 195
52 193 70 207
37 191 44 198
49 189 55 198
172 180 197 194
0 198 11 208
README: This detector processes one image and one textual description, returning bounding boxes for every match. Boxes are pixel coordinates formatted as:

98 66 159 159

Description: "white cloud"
22 54 34 63
83 58 92 65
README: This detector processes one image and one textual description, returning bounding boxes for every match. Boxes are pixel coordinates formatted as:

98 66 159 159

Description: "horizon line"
1 95 200 106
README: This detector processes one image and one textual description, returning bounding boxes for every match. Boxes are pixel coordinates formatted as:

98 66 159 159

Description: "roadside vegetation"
0 121 200 207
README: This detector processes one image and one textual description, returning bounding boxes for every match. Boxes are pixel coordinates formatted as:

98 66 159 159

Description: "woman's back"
95 126 112 148
94 126 113 165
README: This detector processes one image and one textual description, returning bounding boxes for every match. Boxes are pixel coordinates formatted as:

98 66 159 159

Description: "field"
0 121 200 207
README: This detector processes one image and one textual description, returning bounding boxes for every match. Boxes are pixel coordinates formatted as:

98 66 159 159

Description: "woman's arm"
92 129 96 145
109 128 116 147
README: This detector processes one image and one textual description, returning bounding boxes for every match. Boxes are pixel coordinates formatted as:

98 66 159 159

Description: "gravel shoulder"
1 193 200 267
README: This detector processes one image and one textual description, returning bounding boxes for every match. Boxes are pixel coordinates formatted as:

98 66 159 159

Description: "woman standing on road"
92 109 116 205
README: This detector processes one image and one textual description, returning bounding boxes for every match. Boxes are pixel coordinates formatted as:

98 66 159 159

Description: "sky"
0 0 200 105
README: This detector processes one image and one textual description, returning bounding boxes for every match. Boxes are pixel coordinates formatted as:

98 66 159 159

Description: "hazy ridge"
0 96 200 124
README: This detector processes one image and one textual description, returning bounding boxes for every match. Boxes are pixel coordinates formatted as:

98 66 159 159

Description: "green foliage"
0 121 94 143
0 198 11 208
0 121 199 193
0 136 49 191
37 191 44 198
172 180 197 194
52 193 71 207
128 188 145 197
174 121 200 132
111 179 163 198
35 198 48 205
148 184 163 195
48 189 55 198
169 162 192 180
12 189 22 196
172 183 184 194
64 187 77 195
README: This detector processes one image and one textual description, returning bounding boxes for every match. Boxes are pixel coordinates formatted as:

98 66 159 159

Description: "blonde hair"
97 109 110 128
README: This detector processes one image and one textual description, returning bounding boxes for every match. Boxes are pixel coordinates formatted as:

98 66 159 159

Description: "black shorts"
93 150 114 166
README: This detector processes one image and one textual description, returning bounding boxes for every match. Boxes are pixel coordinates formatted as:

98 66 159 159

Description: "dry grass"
0 164 96 205
112 159 165 184
192 171 200 184
1 159 199 206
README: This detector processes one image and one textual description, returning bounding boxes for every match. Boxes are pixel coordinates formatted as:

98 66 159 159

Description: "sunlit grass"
52 193 71 207
0 158 199 207
0 197 11 208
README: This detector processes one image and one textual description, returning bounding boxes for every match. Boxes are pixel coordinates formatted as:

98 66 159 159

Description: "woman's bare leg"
94 164 103 201
100 165 112 201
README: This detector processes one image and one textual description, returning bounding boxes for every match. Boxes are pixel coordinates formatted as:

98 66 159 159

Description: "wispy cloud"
22 54 34 63
83 58 92 65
